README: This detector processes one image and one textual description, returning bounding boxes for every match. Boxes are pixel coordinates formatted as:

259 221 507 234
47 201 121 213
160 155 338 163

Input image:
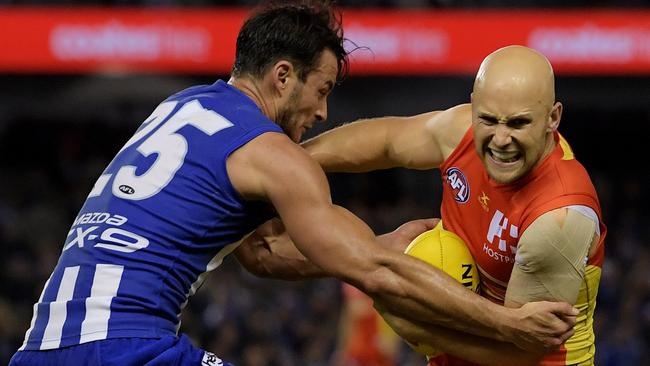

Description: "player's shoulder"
227 132 323 200
445 103 472 117
165 82 225 108
426 103 472 160
168 81 275 130
547 138 596 192
422 103 471 125
441 103 472 130
254 133 324 179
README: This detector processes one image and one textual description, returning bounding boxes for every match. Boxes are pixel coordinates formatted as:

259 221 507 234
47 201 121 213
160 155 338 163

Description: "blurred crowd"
0 100 649 365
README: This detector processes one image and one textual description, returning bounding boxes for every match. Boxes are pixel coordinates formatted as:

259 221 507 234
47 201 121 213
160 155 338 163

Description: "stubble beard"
276 87 302 141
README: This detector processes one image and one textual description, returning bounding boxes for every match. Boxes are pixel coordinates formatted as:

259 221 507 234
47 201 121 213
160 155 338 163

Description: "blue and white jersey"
20 80 283 351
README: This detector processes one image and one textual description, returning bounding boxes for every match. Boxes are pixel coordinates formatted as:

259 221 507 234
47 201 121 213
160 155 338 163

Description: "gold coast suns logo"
445 167 470 203
484 209 519 263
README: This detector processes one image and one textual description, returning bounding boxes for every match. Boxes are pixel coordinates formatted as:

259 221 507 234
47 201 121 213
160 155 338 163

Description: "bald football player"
304 45 605 366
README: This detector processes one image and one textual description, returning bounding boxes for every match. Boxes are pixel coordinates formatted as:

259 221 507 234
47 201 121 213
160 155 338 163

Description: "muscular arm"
371 209 598 363
382 207 595 362
302 104 471 172
228 132 576 350
234 217 438 279
376 306 544 366
234 218 326 280
505 208 599 307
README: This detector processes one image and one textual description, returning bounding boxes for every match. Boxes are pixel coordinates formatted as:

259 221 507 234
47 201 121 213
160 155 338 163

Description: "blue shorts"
9 334 233 366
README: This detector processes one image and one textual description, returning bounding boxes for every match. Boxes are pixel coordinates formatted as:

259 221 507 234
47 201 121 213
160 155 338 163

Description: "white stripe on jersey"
189 238 244 297
39 266 80 350
79 264 124 343
175 233 251 333
88 174 112 198
19 276 52 351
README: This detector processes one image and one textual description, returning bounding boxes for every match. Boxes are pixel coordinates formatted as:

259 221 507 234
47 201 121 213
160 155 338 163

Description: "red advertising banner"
0 7 245 74
0 7 648 75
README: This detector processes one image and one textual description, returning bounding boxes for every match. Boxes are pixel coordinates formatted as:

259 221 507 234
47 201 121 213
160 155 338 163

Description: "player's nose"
315 99 327 122
492 124 513 147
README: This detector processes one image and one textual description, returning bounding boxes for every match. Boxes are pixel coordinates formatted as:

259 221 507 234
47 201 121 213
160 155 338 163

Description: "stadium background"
0 1 648 365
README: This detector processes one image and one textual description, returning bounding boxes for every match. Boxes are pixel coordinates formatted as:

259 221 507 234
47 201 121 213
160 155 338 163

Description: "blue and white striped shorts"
9 334 234 366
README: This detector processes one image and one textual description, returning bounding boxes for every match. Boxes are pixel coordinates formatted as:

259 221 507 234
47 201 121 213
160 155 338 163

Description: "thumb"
425 218 440 230
552 302 579 317
401 218 438 231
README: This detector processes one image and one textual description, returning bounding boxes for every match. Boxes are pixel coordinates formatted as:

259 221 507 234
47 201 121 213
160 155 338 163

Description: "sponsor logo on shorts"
202 351 223 366
445 167 470 203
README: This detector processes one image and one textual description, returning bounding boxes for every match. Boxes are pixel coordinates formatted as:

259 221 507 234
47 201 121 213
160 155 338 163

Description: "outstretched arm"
234 217 438 279
227 132 576 352
376 303 547 366
234 218 326 280
302 104 471 172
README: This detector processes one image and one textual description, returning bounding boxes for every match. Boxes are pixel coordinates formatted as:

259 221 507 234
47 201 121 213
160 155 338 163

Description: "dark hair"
232 1 349 83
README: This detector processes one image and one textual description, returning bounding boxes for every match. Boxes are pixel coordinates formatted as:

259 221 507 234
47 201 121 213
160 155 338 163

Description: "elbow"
241 256 274 279
234 244 274 279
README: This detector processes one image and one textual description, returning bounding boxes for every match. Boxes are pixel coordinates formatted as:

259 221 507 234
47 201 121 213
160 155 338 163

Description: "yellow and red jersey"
429 127 606 366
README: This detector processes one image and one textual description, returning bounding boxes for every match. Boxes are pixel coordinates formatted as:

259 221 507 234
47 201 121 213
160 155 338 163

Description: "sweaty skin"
472 46 561 185
302 46 597 363
229 48 578 354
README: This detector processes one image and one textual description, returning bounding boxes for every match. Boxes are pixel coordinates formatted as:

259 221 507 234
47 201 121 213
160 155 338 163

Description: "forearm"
303 110 446 172
234 229 326 280
302 118 394 172
378 307 543 366
362 248 515 342
282 204 515 341
255 251 326 280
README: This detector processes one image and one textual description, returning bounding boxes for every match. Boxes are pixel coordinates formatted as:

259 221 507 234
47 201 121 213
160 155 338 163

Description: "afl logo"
445 167 470 203
118 185 135 195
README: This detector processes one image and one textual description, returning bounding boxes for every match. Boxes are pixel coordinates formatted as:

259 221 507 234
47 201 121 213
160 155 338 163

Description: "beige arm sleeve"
505 208 598 305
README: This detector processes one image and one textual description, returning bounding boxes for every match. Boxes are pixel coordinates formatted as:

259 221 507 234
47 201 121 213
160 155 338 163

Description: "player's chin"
294 126 309 143
486 165 524 184
484 157 525 183
288 128 302 143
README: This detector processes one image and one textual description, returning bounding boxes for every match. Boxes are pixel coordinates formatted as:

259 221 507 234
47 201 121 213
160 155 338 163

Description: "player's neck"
542 132 557 160
532 132 558 172
228 76 277 121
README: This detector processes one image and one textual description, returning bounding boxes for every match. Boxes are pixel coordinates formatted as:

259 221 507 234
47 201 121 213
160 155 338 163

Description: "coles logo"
445 167 470 203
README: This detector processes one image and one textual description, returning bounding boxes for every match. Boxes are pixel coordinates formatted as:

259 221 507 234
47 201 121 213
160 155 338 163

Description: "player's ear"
271 60 295 96
547 102 562 132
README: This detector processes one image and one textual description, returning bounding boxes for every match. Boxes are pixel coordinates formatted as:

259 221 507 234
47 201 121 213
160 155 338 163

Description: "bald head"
471 45 563 184
474 45 555 107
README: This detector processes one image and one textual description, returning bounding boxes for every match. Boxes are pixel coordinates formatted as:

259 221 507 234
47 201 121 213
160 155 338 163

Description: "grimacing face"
276 50 337 142
472 92 560 184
